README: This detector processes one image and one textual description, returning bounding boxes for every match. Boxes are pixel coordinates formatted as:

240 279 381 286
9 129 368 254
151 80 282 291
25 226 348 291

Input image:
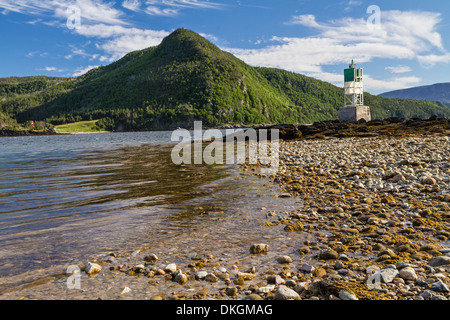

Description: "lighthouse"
338 60 371 122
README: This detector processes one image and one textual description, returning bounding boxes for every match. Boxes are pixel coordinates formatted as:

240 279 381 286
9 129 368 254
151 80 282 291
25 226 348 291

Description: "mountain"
380 82 450 104
1 28 450 131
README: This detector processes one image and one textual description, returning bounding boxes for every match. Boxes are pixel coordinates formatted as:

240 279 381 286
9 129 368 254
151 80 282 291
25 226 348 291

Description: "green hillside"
1 28 449 131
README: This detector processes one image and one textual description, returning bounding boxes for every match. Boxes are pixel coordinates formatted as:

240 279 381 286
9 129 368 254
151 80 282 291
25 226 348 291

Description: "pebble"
274 285 300 300
250 243 268 254
380 268 398 283
256 285 275 294
164 263 177 273
431 280 449 293
338 289 358 300
428 256 450 267
299 263 315 273
276 255 293 264
196 271 208 279
318 249 339 260
399 267 418 281
85 262 102 275
120 287 131 295
204 273 218 282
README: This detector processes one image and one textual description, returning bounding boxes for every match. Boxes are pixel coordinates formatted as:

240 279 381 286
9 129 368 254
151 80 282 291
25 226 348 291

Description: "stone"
204 273 219 282
399 267 418 281
431 295 448 300
175 273 187 285
267 275 285 285
312 267 327 278
274 285 300 300
85 262 102 275
144 254 158 263
276 255 293 264
256 285 275 294
196 271 208 279
164 263 177 273
120 287 131 295
226 287 238 296
299 263 315 273
237 272 256 281
422 176 436 185
250 243 268 254
428 256 450 267
284 221 304 232
392 174 405 182
380 268 398 283
319 249 339 260
431 280 449 293
339 289 358 300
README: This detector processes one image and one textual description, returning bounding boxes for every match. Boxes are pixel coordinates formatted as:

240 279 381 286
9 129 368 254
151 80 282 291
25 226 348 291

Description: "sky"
1 0 450 94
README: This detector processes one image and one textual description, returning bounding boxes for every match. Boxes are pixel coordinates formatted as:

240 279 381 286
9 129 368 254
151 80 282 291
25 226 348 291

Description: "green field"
55 120 107 133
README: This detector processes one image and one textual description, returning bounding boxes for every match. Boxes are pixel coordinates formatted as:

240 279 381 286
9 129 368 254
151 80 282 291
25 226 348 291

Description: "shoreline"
0 127 448 301
1 116 448 138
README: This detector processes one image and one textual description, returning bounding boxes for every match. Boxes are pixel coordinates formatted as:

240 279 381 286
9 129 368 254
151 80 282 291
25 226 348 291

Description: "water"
0 132 302 294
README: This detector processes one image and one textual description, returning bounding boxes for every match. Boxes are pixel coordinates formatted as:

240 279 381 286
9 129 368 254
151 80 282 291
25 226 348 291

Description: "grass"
54 120 107 133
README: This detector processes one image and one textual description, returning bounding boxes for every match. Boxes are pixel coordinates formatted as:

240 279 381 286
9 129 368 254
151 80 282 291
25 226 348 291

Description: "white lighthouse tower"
338 60 371 122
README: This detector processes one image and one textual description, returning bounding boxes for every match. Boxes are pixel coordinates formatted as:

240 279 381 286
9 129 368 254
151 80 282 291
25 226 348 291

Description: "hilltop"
1 28 449 131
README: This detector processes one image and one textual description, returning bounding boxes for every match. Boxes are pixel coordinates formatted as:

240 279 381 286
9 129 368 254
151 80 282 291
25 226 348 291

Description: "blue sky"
1 0 450 94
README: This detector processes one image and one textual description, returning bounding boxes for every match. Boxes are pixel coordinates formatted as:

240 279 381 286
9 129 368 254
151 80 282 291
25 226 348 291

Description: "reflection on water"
0 133 233 277
0 132 300 288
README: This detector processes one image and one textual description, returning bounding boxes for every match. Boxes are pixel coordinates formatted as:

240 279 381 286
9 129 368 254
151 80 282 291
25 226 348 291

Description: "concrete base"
339 106 371 122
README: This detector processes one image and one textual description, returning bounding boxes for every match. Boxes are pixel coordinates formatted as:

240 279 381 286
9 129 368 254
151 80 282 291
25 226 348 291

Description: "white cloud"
122 0 141 11
73 24 170 61
0 0 128 25
385 65 412 74
72 65 99 77
228 10 448 93
144 5 178 16
37 66 64 72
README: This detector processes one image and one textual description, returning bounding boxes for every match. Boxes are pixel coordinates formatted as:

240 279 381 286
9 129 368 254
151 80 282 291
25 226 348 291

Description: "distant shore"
1 116 448 139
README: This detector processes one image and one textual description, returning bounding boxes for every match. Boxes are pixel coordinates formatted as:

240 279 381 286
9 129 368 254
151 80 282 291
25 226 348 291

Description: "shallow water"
0 132 303 296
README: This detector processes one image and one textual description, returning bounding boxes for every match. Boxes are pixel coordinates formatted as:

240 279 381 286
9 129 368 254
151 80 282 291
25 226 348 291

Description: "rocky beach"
0 118 449 301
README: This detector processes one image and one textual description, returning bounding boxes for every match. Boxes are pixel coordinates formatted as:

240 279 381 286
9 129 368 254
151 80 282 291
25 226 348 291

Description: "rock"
164 263 177 273
299 263 315 273
175 273 187 285
267 275 285 285
431 295 448 300
204 273 219 282
196 271 208 279
120 287 131 295
319 249 339 260
250 243 268 254
339 289 358 300
276 255 293 264
284 221 304 232
226 287 238 296
431 280 449 293
380 268 398 283
422 176 436 185
428 256 450 267
396 261 412 269
144 254 158 263
312 267 327 278
256 285 275 294
392 174 405 182
274 285 300 300
244 294 263 300
85 262 102 275
334 261 345 270
237 272 256 281
155 269 165 276
399 267 418 281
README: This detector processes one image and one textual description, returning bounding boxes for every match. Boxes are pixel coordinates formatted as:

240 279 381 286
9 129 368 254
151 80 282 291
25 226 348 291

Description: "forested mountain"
380 82 450 104
1 28 449 131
